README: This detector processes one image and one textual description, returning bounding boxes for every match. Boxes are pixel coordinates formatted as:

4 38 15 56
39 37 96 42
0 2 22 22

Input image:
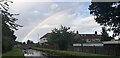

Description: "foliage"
0 0 22 53
48 25 75 50
15 41 23 45
34 42 41 47
27 40 34 44
1 1 22 30
101 27 109 41
74 34 86 43
89 1 120 37
2 37 15 52
23 42 26 44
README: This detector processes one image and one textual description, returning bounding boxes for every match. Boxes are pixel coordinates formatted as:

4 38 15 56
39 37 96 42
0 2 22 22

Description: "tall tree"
101 27 109 41
48 25 74 50
89 1 120 37
0 0 22 53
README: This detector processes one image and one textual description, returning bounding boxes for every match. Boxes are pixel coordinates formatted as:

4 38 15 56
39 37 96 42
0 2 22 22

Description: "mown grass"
0 52 2 58
33 47 106 56
2 48 24 58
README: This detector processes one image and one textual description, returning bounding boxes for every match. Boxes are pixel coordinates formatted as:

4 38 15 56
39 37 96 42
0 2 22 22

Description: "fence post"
94 45 96 54
81 43 83 52
115 45 119 56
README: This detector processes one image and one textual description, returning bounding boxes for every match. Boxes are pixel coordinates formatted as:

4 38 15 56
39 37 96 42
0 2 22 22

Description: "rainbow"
22 7 74 42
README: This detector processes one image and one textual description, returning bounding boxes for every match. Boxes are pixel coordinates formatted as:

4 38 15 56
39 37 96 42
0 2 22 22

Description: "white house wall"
73 43 103 47
39 38 48 43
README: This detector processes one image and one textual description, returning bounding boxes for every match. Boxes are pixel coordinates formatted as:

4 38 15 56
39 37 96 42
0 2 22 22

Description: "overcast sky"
9 0 105 43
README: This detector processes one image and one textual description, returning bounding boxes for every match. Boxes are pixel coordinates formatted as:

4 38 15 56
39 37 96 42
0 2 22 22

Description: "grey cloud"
9 2 102 43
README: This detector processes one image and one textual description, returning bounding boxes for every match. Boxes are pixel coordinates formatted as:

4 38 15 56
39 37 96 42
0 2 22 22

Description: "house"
79 34 101 43
39 33 56 49
39 33 51 46
40 31 101 45
74 31 101 43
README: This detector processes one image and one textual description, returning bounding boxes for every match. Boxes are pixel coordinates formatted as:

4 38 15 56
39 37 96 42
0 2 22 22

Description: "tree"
48 25 75 50
35 42 41 47
1 0 22 53
23 42 26 44
95 31 97 35
15 41 22 45
89 1 120 37
74 33 86 43
101 27 109 41
27 40 34 44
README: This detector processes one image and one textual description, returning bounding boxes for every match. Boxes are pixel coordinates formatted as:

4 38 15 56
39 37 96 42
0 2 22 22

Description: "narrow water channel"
22 49 48 58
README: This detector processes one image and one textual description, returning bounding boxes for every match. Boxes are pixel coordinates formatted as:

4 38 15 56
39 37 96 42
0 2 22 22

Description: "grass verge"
2 48 24 58
33 47 106 56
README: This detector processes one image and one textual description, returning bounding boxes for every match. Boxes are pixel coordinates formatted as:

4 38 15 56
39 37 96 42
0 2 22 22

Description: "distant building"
39 31 101 45
39 33 51 46
79 34 101 43
74 31 101 43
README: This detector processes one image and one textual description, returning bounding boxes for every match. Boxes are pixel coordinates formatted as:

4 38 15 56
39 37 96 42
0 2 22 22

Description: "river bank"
2 48 24 58
33 47 106 56
32 47 120 58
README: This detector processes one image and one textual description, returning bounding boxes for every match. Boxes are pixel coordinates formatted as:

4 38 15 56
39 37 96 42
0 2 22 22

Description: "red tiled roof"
40 33 101 39
79 34 101 39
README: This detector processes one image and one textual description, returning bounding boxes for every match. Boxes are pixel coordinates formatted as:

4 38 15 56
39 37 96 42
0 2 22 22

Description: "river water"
23 49 48 58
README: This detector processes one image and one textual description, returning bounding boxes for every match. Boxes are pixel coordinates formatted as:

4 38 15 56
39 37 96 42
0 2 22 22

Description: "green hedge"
33 47 106 56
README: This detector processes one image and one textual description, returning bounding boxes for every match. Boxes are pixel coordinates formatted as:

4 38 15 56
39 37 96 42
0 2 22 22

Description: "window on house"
86 39 91 42
95 39 100 42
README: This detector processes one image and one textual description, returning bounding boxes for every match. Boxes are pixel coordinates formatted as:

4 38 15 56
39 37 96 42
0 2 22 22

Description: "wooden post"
81 43 83 52
94 45 96 54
